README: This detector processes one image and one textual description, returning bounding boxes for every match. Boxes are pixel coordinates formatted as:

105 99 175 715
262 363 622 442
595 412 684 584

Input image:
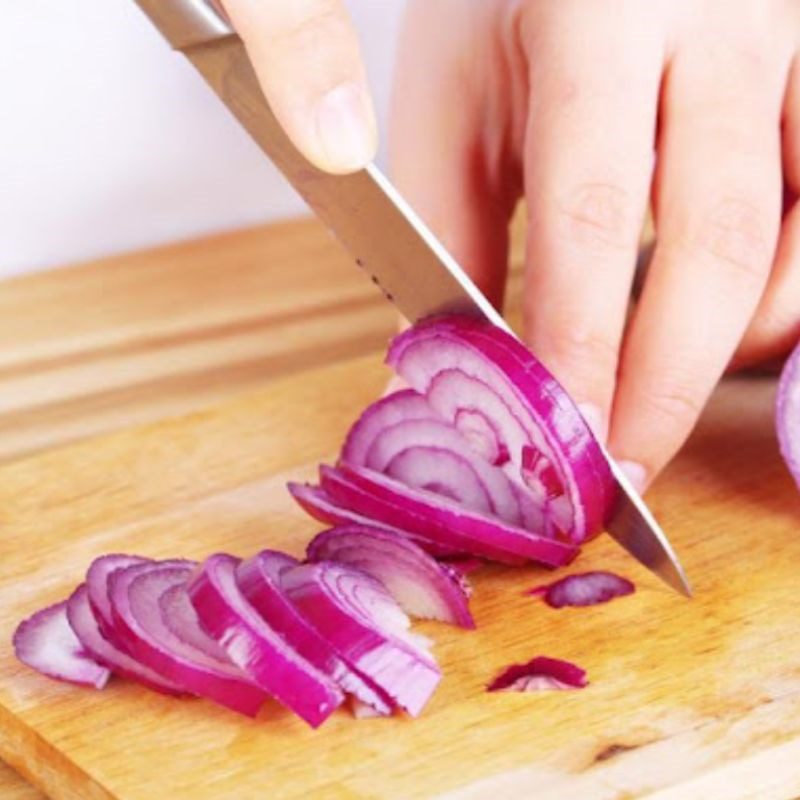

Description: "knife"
133 0 691 596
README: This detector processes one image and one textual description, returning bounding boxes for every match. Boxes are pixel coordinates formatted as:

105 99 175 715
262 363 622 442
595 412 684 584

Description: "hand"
222 0 377 174
390 0 800 491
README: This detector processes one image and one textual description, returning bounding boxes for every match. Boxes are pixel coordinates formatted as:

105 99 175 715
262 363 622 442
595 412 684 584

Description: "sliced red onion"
13 599 110 689
321 463 579 567
341 389 440 465
187 553 344 728
528 571 635 608
777 341 800 490
109 560 267 717
66 584 182 695
288 481 459 557
454 407 509 465
236 551 393 716
387 317 615 542
359 415 522 525
306 525 475 628
487 656 588 692
86 553 149 640
281 561 442 716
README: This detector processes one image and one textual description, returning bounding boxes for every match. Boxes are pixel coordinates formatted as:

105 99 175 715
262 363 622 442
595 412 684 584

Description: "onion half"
387 317 614 542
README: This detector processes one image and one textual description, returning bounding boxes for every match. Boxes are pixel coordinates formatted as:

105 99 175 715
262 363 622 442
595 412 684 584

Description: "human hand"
390 0 800 491
221 0 377 174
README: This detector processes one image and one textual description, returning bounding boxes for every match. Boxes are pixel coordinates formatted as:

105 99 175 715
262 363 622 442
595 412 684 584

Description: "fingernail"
315 82 375 172
577 402 607 443
618 460 648 494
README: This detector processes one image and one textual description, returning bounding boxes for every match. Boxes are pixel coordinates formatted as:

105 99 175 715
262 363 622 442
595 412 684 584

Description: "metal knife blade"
133 1 691 596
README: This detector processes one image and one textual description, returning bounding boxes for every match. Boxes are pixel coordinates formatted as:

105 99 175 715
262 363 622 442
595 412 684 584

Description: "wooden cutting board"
1 351 799 799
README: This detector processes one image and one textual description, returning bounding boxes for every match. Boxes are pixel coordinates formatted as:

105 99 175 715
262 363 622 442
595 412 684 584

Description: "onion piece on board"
487 656 588 692
236 550 393 716
306 525 474 628
282 561 442 716
109 560 267 717
13 599 110 689
528 571 635 609
67 584 182 695
188 553 344 728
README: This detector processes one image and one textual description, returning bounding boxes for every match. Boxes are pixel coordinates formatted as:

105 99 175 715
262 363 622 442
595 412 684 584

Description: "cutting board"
1 352 800 800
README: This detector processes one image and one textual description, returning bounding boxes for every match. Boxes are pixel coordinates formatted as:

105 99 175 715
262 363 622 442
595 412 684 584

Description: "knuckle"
695 197 771 282
557 182 639 252
268 2 346 50
536 323 619 384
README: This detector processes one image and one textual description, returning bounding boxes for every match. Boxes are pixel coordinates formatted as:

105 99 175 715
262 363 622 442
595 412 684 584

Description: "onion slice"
321 463 579 567
387 316 615 542
287 481 455 557
187 553 344 728
236 551 393 716
109 560 267 717
13 599 110 689
487 656 588 692
306 525 475 628
282 561 442 716
777 341 800 490
66 584 182 695
528 571 635 608
86 553 149 640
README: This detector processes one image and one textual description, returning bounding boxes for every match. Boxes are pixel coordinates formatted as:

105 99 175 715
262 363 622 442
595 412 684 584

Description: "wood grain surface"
0 215 526 466
0 344 797 799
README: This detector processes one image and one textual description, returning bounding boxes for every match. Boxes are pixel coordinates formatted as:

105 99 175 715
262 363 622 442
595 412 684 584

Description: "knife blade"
133 0 691 596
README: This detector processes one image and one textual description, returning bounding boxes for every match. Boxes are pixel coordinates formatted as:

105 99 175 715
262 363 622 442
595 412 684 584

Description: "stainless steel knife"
133 0 691 596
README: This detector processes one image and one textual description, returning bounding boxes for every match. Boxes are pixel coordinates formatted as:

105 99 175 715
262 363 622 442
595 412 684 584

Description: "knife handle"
133 0 234 50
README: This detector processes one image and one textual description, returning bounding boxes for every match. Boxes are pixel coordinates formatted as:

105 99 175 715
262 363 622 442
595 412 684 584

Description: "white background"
0 0 405 278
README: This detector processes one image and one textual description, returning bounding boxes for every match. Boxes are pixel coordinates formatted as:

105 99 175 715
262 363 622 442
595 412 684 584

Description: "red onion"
236 550 393 716
187 554 344 728
86 553 149 641
66 584 182 695
321 463 579 567
777 341 800 490
109 560 267 716
306 525 475 628
13 599 110 689
487 656 588 692
528 571 635 608
287 481 454 557
387 317 615 542
282 561 441 716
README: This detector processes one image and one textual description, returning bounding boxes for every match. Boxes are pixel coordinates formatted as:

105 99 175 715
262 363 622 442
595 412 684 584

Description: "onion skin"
67 584 182 695
13 599 110 690
109 561 267 717
777 342 800 490
306 525 475 629
487 656 588 692
321 463 579 567
187 554 345 728
386 316 615 542
236 551 393 716
282 561 442 716
528 571 635 609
